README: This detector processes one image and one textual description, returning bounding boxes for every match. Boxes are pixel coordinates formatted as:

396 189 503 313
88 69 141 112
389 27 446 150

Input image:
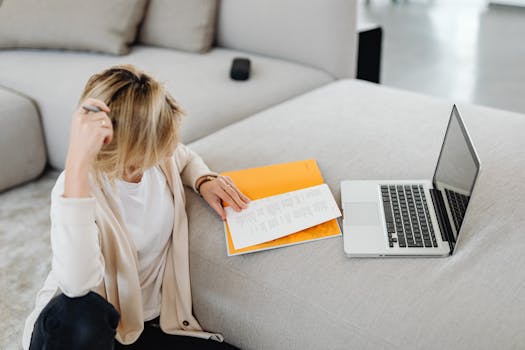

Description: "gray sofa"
185 80 525 350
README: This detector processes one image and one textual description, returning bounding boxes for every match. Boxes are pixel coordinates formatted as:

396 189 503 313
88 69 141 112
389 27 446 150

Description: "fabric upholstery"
0 0 147 55
0 87 46 192
184 80 525 349
216 0 358 79
0 46 332 170
138 0 218 53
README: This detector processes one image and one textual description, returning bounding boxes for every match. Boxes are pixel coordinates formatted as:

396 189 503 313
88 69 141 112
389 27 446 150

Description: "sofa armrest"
216 0 357 79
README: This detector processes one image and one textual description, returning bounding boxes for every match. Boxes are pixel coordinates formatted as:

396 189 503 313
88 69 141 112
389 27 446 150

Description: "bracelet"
196 175 217 194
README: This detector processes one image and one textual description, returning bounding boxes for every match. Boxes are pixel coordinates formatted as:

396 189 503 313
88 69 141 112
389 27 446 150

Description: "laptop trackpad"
345 202 380 226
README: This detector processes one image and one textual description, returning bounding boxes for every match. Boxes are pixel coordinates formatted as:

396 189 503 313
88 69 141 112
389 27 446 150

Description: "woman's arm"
173 143 250 220
50 172 104 297
51 98 112 296
173 143 218 192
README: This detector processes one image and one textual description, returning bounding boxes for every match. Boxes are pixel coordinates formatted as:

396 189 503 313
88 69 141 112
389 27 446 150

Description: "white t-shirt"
109 165 174 321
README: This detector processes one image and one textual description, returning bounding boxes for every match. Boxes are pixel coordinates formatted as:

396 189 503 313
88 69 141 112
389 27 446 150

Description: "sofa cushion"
216 0 358 79
184 80 525 349
0 87 46 192
0 46 333 170
0 0 147 55
138 0 218 53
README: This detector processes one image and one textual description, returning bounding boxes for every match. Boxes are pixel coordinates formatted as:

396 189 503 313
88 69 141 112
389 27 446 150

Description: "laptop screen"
433 105 480 242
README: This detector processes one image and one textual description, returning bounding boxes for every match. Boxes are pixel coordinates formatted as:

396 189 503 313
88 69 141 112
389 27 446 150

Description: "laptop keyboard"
381 185 438 248
444 188 470 232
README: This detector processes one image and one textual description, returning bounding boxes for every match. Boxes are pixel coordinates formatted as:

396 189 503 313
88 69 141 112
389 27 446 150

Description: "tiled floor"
359 0 525 114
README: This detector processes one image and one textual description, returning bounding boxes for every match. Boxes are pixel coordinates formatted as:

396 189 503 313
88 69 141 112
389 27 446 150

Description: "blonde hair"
78 64 184 186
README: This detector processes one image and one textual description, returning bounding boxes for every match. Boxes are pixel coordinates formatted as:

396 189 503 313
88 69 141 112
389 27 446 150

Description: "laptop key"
382 201 394 224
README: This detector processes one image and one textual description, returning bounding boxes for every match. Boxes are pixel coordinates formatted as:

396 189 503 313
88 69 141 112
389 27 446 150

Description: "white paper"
225 184 342 249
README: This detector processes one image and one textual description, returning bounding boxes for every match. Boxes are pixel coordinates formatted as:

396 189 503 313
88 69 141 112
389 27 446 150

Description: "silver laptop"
341 105 480 257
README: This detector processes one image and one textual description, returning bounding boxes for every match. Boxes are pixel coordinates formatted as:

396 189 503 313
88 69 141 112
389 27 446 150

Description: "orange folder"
221 159 341 256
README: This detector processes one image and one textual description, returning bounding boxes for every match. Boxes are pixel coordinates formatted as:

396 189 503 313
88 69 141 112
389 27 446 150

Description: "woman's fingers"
93 126 113 145
83 97 111 113
90 113 113 129
200 176 251 221
87 114 113 144
219 178 247 210
102 128 113 144
221 176 251 204
235 188 251 204
218 187 243 212
209 197 226 221
76 98 110 117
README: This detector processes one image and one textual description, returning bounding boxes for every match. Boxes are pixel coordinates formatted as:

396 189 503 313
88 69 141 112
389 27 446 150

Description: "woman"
23 64 250 350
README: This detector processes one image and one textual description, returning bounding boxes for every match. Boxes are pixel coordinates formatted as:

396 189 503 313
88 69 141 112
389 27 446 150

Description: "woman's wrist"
195 175 217 194
64 162 91 198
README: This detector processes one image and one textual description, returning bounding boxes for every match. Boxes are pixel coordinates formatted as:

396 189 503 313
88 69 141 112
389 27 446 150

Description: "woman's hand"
199 175 250 221
64 98 113 198
66 98 113 168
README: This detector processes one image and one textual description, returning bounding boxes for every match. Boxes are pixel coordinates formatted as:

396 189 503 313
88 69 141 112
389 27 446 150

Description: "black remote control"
230 58 251 81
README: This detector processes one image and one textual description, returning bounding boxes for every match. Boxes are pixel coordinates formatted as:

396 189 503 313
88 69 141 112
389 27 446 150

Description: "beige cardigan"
22 144 222 349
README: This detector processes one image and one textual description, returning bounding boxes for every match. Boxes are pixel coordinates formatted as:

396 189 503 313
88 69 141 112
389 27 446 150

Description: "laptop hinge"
429 189 455 252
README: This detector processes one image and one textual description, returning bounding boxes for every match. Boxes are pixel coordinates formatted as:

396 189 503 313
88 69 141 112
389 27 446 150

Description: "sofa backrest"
216 0 357 79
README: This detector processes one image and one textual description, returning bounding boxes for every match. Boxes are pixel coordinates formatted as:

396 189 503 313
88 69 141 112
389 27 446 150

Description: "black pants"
29 292 239 350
